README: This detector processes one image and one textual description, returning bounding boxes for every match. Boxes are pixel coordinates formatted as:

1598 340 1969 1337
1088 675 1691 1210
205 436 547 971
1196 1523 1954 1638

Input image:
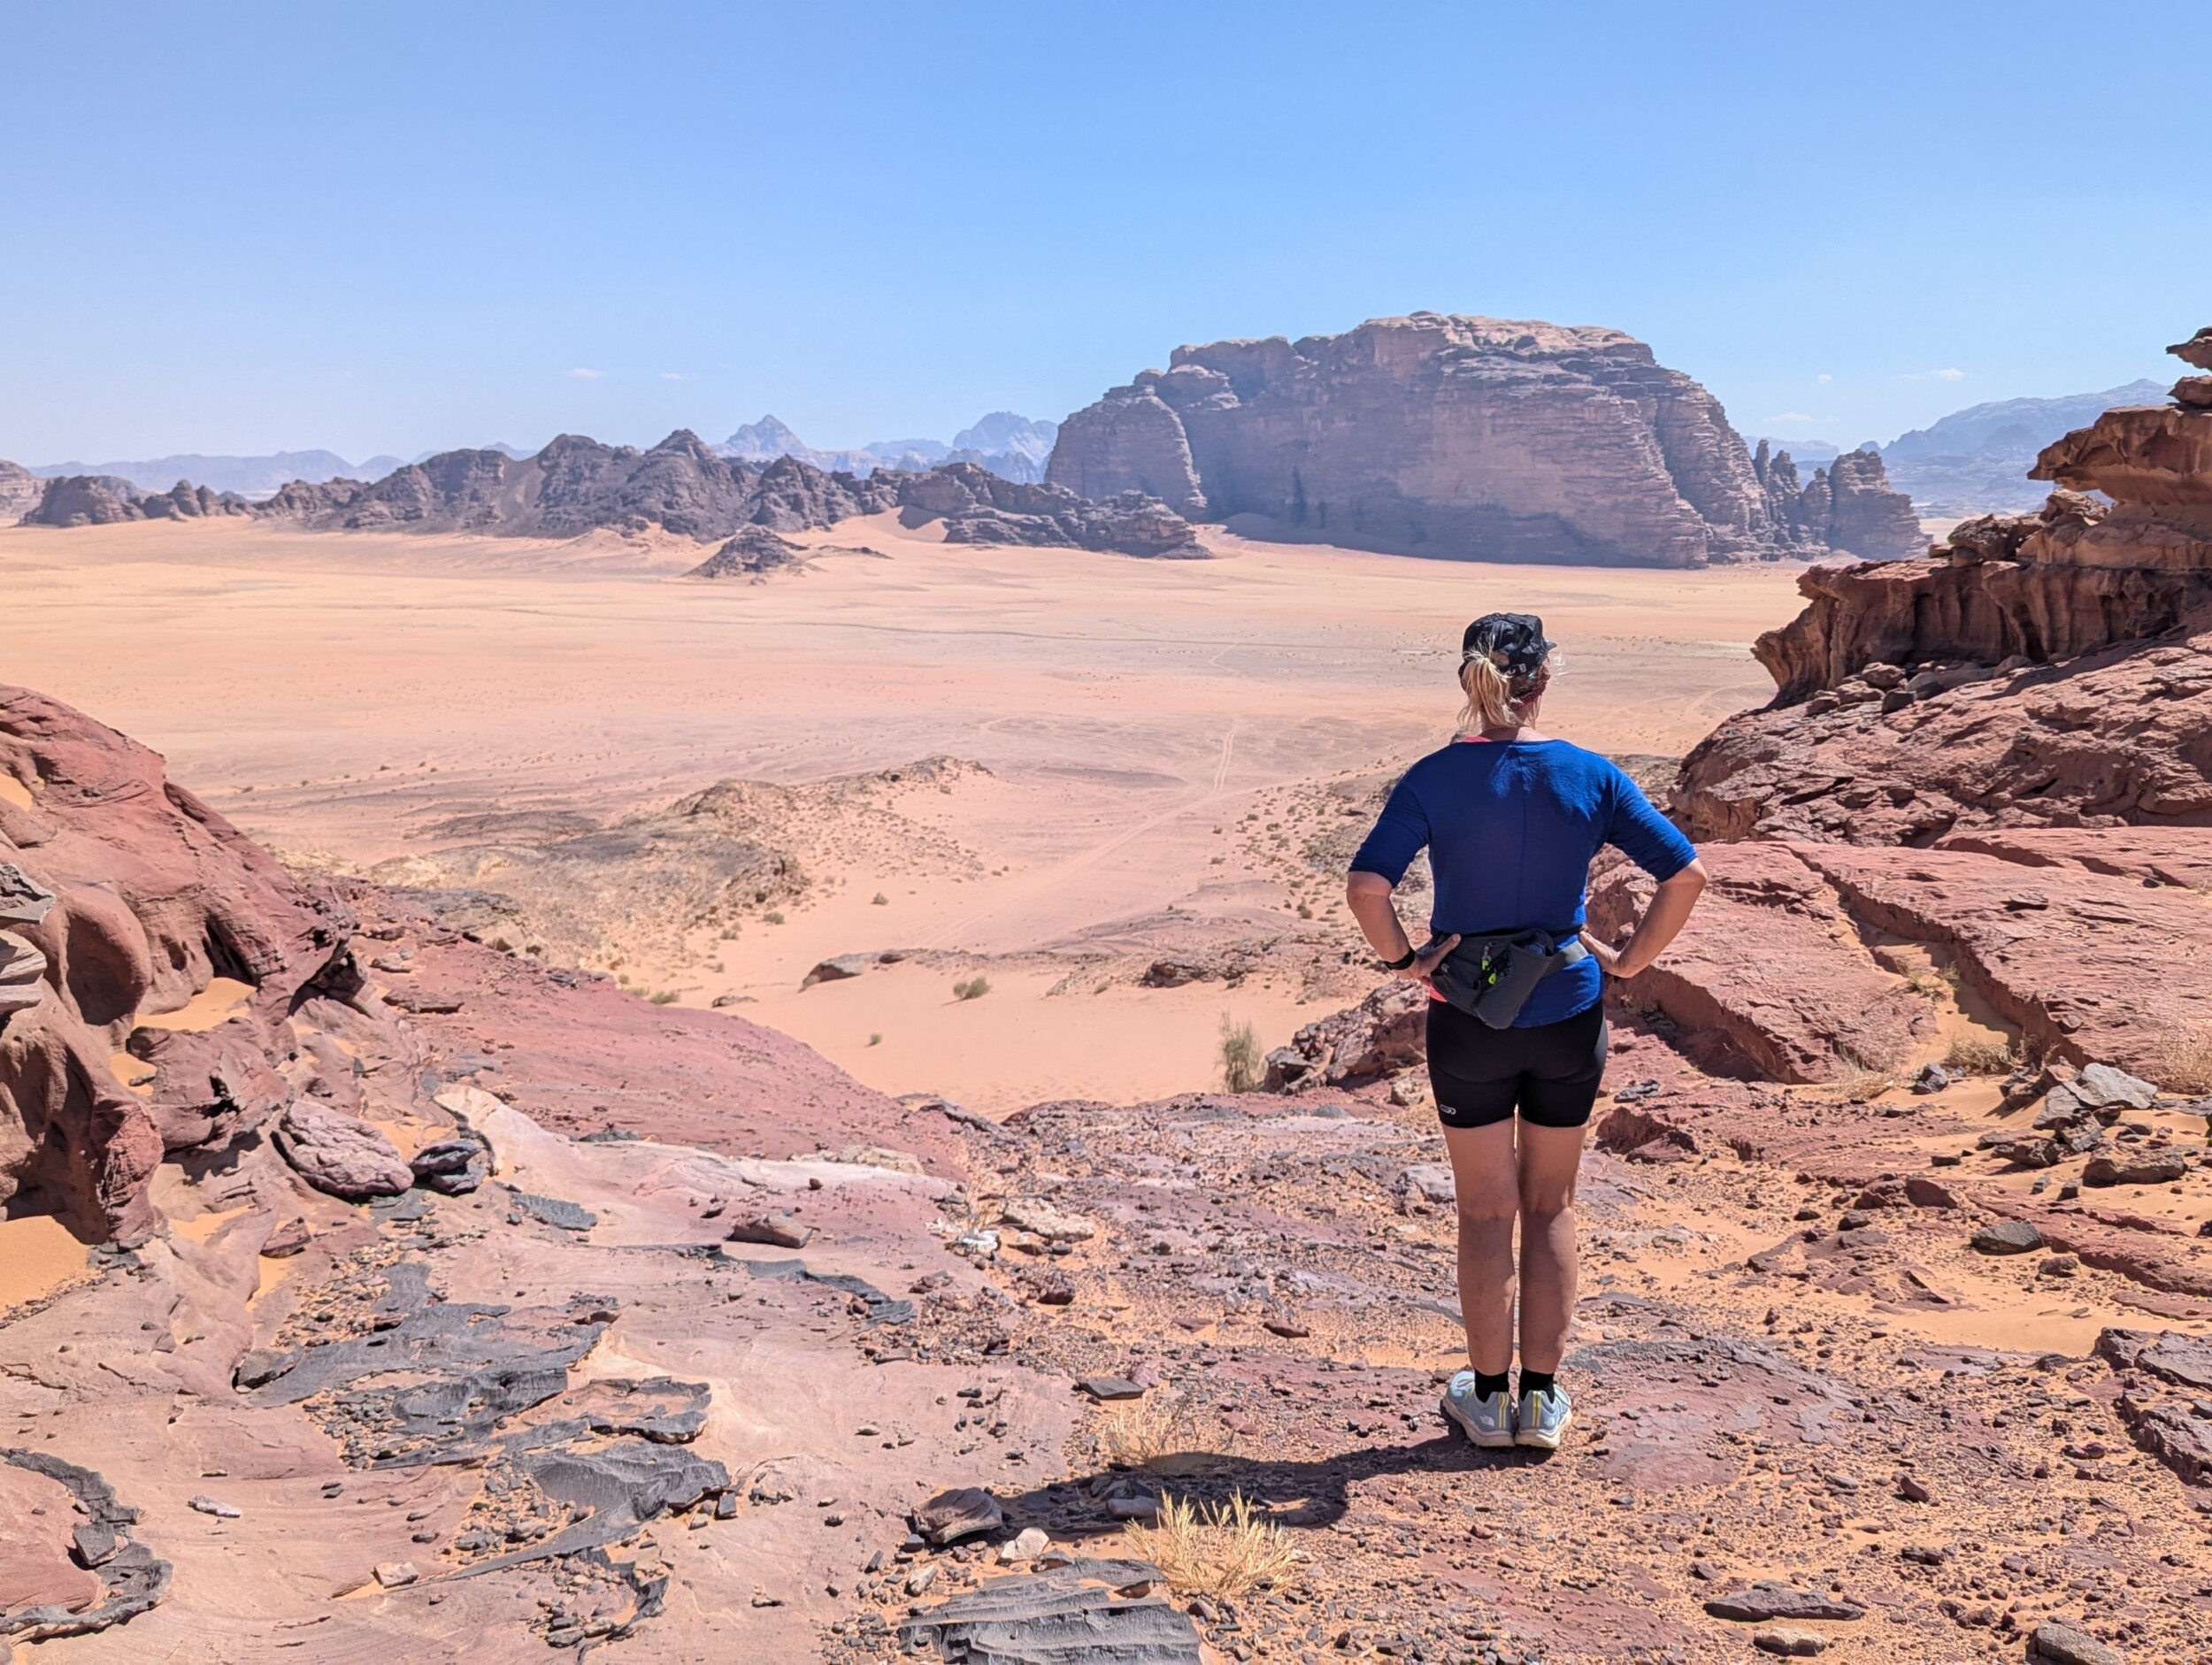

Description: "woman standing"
1344 613 1708 1450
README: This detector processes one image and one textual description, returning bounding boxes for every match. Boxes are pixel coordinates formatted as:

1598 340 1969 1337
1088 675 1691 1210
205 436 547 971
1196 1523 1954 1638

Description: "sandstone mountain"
1048 312 1921 568
1678 327 2212 843
233 432 1194 556
16 473 254 527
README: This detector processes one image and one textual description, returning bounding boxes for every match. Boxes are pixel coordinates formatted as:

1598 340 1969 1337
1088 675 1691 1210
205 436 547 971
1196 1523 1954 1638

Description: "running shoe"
1513 1384 1573 1449
1440 1370 1516 1448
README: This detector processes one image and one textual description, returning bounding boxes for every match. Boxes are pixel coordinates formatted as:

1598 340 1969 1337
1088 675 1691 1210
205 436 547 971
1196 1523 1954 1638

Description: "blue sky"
4 0 2206 464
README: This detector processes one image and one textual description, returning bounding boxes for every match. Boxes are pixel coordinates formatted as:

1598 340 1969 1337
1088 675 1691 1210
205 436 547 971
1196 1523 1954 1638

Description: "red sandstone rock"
1678 620 2212 841
1588 844 1930 1083
1784 843 2212 1076
0 686 357 1242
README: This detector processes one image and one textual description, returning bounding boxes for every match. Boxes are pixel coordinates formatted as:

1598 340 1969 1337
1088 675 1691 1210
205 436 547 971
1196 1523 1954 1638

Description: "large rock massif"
1048 312 1921 567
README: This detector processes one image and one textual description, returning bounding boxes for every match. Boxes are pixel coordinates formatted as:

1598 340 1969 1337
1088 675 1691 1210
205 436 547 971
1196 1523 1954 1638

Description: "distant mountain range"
1761 379 2170 518
718 412 1057 483
24 444 537 499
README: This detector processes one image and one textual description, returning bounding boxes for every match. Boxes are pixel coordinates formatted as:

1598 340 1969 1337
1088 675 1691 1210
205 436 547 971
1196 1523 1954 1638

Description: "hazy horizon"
4 0 2206 464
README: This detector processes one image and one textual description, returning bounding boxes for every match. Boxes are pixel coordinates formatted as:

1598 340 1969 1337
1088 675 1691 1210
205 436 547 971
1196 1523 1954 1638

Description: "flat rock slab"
2029 1618 2128 1665
1563 1338 1858 1491
506 1189 596 1231
736 1255 914 1325
1786 843 2212 1079
899 1561 1201 1664
917 1486 1004 1546
1586 845 1932 1084
1705 1584 1866 1623
2096 1328 2212 1390
1076 1377 1147 1401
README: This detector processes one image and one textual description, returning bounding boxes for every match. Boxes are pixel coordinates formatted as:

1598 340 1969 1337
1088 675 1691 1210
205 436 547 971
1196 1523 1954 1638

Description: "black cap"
1461 613 1554 680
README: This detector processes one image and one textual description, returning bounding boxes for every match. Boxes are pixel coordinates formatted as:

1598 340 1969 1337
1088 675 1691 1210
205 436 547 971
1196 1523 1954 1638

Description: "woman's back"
1351 736 1694 1024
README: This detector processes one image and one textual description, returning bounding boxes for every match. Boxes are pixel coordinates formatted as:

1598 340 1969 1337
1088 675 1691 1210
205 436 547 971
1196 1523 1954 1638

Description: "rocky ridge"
1679 328 2212 842
3 432 1197 560
1048 313 1921 568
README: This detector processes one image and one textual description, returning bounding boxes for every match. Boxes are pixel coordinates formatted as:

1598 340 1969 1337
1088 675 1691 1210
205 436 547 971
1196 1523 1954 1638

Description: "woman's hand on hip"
1396 932 1461 987
1578 929 1627 977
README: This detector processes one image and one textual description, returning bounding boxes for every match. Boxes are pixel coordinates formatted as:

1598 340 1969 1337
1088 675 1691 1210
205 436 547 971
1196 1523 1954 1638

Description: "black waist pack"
1427 929 1590 1029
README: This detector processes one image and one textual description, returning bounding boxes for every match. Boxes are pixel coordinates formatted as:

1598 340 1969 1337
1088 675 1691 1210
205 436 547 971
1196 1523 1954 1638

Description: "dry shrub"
953 976 991 1001
1218 1015 1262 1093
1943 1032 2017 1076
1098 1393 1202 1470
1124 1492 1300 1600
2157 1025 2212 1095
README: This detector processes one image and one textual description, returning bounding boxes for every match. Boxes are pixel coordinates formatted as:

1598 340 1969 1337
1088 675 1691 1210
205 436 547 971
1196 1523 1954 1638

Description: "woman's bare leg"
1512 1122 1588 1373
1440 1120 1518 1374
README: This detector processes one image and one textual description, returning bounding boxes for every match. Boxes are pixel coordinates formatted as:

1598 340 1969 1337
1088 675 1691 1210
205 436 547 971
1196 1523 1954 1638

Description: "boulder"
998 1196 1095 1242
2082 1154 2187 1186
915 1486 1002 1546
1703 1584 1865 1623
125 1023 291 1151
2028 1619 2126 1665
273 1101 412 1201
1270 980 1427 1088
725 1212 814 1249
1972 1221 2045 1255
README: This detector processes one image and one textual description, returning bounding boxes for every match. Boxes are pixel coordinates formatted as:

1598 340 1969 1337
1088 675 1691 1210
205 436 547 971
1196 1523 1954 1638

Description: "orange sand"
0 1215 90 1309
1 515 1809 1106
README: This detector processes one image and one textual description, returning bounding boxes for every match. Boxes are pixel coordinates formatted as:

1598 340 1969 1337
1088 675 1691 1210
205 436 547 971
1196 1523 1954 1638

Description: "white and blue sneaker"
1440 1371 1516 1448
1514 1384 1573 1450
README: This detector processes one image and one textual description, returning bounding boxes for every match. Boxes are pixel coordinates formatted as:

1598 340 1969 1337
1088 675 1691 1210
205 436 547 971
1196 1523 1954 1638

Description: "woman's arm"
1579 858 1708 978
1346 871 1461 983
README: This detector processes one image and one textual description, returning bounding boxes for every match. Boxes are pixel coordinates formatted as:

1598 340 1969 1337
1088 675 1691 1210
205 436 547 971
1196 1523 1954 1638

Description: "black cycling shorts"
1425 999 1609 1130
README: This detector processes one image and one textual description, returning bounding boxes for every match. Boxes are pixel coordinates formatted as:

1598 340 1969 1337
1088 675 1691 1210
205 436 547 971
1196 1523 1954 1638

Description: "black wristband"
1381 948 1417 971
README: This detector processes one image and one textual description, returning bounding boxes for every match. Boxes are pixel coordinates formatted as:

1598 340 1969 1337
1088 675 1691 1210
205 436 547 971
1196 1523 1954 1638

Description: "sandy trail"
1 514 1808 1107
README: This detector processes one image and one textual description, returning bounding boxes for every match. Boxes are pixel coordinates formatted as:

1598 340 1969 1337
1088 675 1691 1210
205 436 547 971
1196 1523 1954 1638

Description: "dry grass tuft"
1218 1015 1263 1093
1943 1032 2017 1076
1097 1393 1202 1470
1124 1492 1301 1600
952 976 992 1001
2156 1025 2212 1096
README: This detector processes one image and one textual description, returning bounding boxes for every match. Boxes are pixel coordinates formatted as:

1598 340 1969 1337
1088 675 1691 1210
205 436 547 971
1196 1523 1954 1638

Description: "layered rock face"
1681 329 2212 840
0 687 358 1242
1048 313 1919 567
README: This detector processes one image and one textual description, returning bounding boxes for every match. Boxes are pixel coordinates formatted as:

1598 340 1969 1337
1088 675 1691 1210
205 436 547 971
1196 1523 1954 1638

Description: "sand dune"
2 512 1806 1106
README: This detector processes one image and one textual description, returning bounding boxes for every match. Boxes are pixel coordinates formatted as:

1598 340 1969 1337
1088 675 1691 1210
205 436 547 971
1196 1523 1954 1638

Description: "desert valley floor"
1 514 1789 1112
7 509 2212 1665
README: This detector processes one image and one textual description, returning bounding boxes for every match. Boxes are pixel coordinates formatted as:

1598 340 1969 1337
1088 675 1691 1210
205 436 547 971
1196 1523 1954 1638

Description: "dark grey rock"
899 1561 1202 1663
1704 1584 1865 1623
1970 1220 2044 1255
507 1189 596 1231
0 1448 165 1641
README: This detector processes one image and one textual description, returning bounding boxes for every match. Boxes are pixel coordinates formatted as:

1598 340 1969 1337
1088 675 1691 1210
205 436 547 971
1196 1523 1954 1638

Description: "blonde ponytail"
1455 654 1551 737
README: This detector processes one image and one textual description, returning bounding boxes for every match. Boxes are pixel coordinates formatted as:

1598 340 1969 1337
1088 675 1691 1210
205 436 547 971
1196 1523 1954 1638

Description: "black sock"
1519 1370 1555 1400
1472 1370 1510 1400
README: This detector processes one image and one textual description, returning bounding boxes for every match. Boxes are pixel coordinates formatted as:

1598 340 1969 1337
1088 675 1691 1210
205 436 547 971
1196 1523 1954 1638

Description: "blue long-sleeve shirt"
1349 738 1698 1026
